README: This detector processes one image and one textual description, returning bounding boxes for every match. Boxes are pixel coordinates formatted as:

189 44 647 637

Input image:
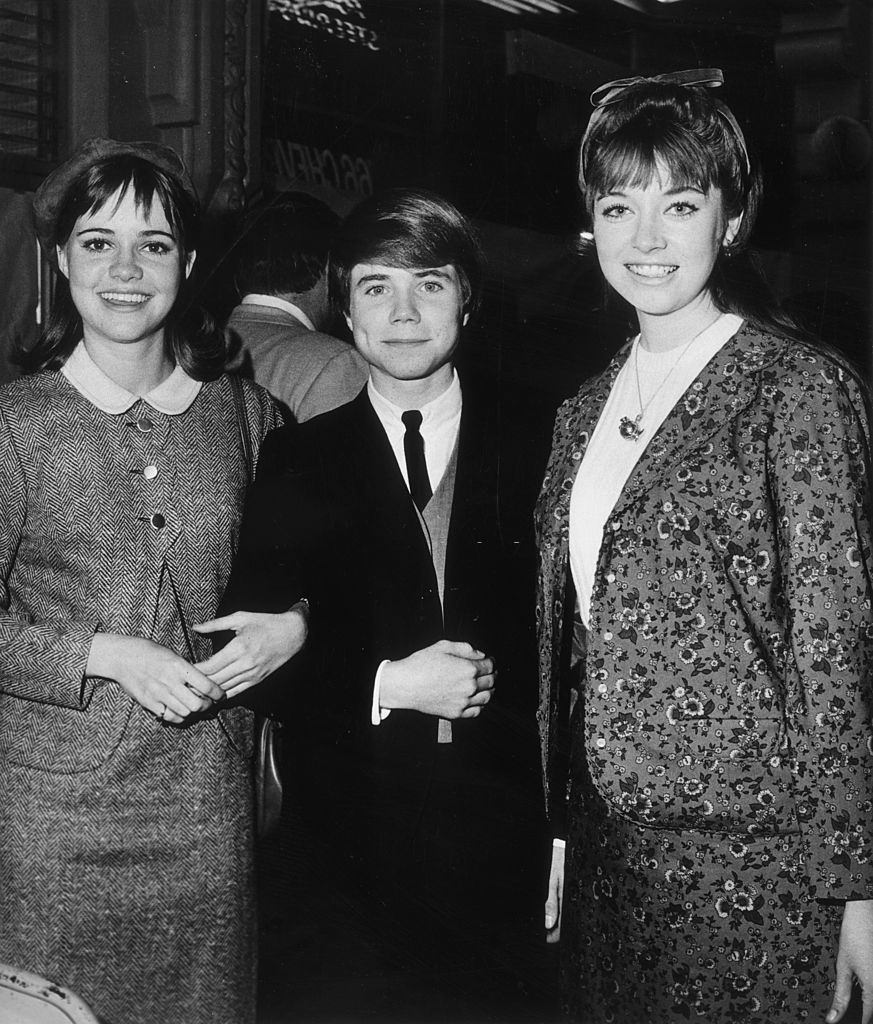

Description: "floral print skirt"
561 761 842 1023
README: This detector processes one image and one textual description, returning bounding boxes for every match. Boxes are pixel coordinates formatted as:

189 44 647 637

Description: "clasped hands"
379 638 496 719
90 605 307 725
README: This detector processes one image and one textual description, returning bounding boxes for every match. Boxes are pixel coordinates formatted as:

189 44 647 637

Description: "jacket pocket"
0 683 132 774
587 715 801 835
217 705 255 761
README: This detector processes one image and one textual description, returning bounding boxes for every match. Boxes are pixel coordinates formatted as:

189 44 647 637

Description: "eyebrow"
74 227 176 239
412 267 453 279
353 267 454 287
597 184 706 199
353 272 389 287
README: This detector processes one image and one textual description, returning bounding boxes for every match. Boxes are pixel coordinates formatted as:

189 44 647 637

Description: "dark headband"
578 68 751 187
33 137 198 266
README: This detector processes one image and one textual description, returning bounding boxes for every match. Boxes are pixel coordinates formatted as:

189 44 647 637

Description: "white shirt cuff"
371 659 392 725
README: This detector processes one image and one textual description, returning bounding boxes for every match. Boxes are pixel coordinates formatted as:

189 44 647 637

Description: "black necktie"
402 410 432 512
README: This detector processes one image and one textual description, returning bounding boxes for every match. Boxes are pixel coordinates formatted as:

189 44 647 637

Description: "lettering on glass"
269 140 374 196
268 0 380 51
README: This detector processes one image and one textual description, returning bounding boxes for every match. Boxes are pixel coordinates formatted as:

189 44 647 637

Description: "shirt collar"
367 369 462 432
61 340 202 415
240 294 315 332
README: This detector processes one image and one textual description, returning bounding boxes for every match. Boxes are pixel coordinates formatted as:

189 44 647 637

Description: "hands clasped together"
88 620 494 728
379 638 496 720
87 605 308 725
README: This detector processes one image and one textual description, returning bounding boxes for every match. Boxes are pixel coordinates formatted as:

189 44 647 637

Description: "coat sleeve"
219 421 371 725
221 423 316 618
0 406 97 709
771 360 873 899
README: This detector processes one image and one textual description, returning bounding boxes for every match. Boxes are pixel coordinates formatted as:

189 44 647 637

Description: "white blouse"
569 313 744 627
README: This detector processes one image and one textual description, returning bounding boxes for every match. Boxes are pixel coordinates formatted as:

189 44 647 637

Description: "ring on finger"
156 702 167 722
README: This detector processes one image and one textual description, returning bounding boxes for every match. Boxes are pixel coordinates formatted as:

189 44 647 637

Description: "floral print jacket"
536 323 873 899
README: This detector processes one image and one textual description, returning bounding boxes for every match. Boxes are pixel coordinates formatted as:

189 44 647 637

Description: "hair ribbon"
589 68 725 108
580 67 750 183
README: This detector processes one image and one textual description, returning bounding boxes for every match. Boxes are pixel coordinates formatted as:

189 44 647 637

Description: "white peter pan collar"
61 341 202 415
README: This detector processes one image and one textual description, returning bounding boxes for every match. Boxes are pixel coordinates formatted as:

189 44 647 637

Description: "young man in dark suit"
218 188 555 1021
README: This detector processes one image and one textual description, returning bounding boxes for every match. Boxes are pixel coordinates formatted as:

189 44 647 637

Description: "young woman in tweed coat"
0 140 306 1024
537 71 873 1023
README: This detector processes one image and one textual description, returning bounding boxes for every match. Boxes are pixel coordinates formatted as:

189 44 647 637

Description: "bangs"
364 234 473 307
587 124 719 200
87 172 159 222
57 156 196 250
339 213 478 308
366 234 453 274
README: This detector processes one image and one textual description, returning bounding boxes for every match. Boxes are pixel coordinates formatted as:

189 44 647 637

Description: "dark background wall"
257 0 872 399
0 0 869 398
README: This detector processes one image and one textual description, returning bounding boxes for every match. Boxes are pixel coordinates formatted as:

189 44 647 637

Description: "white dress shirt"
366 370 462 494
367 371 463 725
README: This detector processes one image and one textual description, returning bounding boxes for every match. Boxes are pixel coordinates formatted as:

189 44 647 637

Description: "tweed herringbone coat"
0 354 279 1024
536 324 873 1022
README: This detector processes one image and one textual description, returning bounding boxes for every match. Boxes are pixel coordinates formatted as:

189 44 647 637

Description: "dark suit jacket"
224 373 553 905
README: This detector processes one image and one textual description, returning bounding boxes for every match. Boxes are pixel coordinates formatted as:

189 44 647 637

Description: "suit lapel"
446 382 488 537
544 344 631 548
442 383 486 639
346 391 440 590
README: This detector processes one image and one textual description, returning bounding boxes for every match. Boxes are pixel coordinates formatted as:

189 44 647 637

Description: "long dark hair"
21 154 226 380
578 80 805 342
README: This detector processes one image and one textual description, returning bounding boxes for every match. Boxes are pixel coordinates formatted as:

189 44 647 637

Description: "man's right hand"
379 639 495 719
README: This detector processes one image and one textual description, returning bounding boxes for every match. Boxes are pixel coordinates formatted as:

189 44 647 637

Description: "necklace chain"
618 323 716 442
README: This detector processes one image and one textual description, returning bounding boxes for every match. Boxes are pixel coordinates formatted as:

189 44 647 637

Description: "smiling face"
56 184 195 355
592 163 741 341
346 263 467 405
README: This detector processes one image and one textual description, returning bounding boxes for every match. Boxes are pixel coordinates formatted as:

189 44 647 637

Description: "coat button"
595 737 606 748
143 465 158 480
135 417 154 434
150 513 166 529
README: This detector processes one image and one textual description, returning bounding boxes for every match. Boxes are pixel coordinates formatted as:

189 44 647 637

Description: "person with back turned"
226 191 367 421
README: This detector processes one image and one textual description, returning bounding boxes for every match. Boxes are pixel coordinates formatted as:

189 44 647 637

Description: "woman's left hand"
827 899 873 1024
192 604 308 698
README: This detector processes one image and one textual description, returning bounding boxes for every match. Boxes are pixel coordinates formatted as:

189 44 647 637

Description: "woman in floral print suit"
537 69 873 1023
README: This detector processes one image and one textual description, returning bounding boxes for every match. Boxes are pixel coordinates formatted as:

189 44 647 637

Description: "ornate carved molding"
209 0 249 215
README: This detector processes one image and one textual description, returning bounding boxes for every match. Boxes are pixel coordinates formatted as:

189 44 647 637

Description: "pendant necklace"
618 326 711 442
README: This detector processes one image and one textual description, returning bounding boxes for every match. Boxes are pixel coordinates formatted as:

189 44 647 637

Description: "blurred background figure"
226 191 368 421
